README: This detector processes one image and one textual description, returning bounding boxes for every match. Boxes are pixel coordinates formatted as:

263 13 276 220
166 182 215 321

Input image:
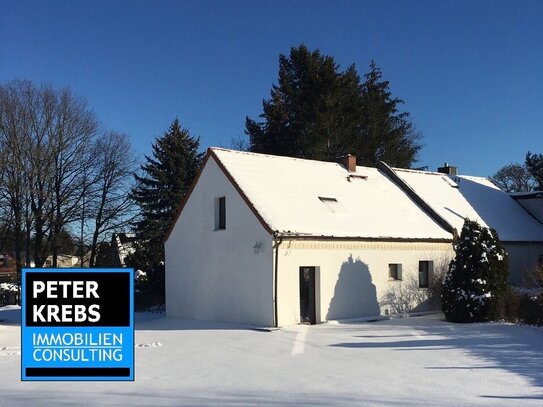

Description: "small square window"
389 264 402 280
214 197 226 230
419 261 433 288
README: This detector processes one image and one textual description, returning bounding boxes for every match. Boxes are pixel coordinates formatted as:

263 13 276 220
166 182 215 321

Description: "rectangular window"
389 264 402 281
419 261 433 288
539 255 543 269
214 197 226 230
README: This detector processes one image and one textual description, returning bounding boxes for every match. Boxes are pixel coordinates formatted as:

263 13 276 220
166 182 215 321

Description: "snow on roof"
114 233 136 266
211 148 452 240
393 168 543 242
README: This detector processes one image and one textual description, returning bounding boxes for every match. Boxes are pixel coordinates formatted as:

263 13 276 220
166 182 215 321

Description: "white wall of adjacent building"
504 243 543 285
275 240 453 326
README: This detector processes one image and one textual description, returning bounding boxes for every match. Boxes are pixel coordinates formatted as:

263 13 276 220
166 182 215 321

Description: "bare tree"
48 88 98 266
1 80 134 270
0 81 32 272
489 163 535 193
88 132 137 267
25 84 57 267
230 135 250 151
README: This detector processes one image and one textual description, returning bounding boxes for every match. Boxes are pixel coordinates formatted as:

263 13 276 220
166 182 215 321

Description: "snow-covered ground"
1 306 542 406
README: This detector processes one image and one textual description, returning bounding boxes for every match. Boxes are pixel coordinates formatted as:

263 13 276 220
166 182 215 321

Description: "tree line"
0 80 136 273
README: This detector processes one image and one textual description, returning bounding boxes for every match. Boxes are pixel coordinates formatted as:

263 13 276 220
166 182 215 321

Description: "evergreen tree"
358 62 421 168
246 45 360 161
130 119 202 305
245 45 421 167
442 220 509 323
525 152 543 190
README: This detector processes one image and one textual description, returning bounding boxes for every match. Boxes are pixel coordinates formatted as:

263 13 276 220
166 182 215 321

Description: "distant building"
44 254 80 268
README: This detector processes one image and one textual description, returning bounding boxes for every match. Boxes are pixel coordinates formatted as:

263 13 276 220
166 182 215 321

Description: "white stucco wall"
165 157 274 326
275 240 454 326
504 243 543 285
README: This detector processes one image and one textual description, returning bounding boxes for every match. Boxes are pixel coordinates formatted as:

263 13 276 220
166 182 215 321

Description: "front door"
299 267 316 324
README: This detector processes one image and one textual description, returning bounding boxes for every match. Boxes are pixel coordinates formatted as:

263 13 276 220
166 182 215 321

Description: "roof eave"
163 148 274 244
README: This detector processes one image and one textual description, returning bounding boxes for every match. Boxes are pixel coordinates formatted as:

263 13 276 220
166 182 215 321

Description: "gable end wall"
165 157 274 326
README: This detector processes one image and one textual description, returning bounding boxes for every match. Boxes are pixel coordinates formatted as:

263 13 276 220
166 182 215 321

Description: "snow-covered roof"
211 148 452 240
393 168 543 242
113 233 136 266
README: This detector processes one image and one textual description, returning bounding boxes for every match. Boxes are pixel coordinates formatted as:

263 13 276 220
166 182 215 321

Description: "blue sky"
1 0 542 176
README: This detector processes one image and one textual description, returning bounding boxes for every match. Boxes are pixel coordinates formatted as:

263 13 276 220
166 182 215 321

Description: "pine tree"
358 61 421 168
245 45 421 167
246 45 360 161
442 220 509 322
130 119 202 305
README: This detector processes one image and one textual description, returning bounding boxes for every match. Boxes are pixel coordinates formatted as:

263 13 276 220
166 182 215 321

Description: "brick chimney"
337 154 356 172
437 162 457 175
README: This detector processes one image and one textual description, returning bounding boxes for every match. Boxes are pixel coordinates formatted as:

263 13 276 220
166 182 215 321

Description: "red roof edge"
163 148 273 243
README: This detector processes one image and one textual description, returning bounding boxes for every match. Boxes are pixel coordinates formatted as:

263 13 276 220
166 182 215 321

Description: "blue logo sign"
21 268 134 381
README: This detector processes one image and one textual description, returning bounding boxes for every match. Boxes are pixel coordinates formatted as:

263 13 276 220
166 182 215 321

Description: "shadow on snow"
330 316 543 393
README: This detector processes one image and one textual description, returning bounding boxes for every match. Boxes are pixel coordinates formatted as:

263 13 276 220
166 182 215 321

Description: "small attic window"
318 196 346 214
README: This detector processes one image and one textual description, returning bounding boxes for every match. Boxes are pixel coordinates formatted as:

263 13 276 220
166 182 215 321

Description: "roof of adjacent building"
393 168 543 242
167 148 543 242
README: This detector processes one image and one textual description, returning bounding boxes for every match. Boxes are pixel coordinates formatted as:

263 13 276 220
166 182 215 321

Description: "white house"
164 148 543 327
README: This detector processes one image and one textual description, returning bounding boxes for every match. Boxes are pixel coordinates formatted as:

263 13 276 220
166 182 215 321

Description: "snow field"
1 307 542 406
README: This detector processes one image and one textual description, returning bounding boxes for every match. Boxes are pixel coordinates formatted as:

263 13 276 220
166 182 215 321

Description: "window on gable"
214 197 226 230
389 264 402 281
419 261 433 288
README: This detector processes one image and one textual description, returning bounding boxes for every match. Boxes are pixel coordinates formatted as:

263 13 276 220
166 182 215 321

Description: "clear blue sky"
1 0 542 176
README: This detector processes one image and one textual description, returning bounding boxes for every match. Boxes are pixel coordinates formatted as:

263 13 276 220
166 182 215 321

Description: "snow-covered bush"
0 283 19 306
135 269 147 282
0 283 18 293
442 219 509 322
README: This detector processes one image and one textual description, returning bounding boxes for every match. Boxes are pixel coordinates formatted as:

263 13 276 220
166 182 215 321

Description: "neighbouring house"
44 254 80 268
164 148 543 327
389 165 543 285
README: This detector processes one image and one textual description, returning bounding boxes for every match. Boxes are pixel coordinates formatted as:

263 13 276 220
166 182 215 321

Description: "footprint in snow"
136 342 162 348
0 346 21 356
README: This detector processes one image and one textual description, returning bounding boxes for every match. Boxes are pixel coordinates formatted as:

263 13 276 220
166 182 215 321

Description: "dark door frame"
299 266 316 324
